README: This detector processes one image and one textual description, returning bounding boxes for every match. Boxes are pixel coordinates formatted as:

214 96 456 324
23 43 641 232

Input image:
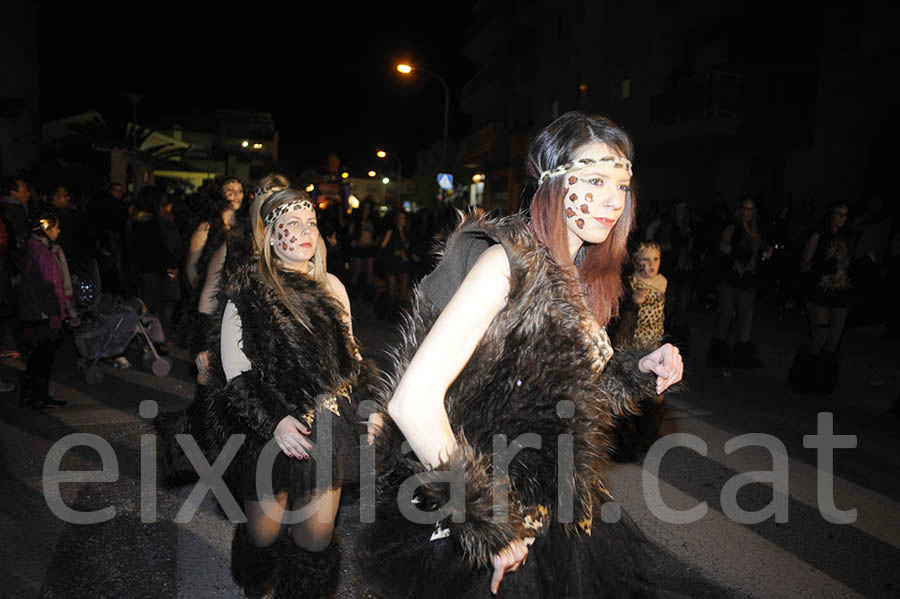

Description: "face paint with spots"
559 141 632 247
270 206 318 270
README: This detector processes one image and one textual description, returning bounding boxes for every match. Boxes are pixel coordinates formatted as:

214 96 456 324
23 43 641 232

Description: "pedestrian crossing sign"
437 173 453 190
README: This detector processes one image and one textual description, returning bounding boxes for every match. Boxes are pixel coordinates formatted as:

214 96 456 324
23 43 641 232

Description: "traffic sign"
437 173 454 190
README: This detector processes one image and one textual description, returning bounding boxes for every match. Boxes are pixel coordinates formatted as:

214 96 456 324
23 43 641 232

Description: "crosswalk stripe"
668 415 900 550
607 463 865 599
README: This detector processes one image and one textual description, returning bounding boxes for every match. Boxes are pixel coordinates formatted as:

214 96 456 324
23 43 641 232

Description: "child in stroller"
70 262 172 384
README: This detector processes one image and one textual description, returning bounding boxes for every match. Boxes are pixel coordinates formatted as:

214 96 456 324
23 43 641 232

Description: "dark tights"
244 486 342 551
22 321 61 401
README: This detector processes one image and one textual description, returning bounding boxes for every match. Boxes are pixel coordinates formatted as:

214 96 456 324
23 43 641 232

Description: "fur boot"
273 539 340 599
231 524 280 598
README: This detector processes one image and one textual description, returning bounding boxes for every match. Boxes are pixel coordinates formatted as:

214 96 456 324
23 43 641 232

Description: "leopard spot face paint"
585 193 593 202
563 187 569 196
565 207 576 218
568 176 578 185
576 218 585 229
569 194 578 202
580 204 590 214
289 236 297 243
282 242 288 250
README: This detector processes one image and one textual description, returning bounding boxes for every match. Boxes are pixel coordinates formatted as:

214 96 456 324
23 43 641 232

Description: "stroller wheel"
152 357 172 377
85 366 104 384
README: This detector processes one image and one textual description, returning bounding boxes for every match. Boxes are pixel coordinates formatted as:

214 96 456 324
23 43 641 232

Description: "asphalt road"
1 296 898 599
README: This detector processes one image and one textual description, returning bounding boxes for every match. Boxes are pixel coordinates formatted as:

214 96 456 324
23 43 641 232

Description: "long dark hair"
526 111 636 326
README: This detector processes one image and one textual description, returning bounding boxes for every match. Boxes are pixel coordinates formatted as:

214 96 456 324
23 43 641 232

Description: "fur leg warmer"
153 408 200 487
231 524 280 599
273 539 340 599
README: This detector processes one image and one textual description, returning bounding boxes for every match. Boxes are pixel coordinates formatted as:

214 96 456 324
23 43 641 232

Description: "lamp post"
396 63 449 168
376 149 403 179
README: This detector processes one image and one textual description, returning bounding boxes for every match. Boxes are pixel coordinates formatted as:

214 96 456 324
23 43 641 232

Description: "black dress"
359 214 742 598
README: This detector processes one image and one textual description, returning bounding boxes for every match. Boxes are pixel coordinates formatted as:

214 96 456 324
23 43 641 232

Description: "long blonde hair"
257 189 332 331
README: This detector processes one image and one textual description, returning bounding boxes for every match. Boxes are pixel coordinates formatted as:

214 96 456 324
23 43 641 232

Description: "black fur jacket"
373 214 660 569
157 260 376 493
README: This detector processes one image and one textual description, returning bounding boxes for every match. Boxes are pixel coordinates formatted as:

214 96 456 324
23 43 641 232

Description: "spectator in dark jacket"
128 186 182 336
0 176 30 255
46 184 94 270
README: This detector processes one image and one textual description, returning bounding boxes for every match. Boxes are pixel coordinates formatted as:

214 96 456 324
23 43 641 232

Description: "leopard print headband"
538 156 633 185
263 199 315 227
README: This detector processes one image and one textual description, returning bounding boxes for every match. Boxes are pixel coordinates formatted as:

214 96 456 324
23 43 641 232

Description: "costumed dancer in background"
362 112 733 597
707 197 772 369
789 202 853 395
181 177 245 353
157 189 374 598
194 173 289 384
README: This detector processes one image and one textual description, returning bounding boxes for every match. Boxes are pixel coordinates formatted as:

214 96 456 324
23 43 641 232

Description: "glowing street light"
341 171 349 179
252 143 263 150
395 62 450 168
382 177 390 184
376 149 403 179
305 184 315 192
348 194 360 209
368 170 376 178
241 140 249 148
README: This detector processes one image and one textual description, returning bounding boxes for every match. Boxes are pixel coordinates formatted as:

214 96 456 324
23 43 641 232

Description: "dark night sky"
38 1 477 175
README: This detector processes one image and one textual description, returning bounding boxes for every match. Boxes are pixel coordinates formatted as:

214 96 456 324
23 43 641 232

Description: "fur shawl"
374 214 659 569
157 260 372 481
204 262 361 440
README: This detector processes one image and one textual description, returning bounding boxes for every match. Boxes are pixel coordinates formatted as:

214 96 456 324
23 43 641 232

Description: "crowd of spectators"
3 171 897 404
0 173 459 404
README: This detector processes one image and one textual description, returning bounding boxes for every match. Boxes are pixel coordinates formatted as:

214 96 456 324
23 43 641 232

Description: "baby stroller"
70 263 172 384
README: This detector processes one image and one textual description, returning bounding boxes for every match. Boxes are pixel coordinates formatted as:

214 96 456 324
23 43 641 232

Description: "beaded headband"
538 155 633 185
263 199 315 227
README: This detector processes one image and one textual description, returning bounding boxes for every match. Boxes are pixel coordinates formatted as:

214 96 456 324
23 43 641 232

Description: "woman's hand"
273 415 312 459
366 412 383 446
638 343 684 394
490 538 529 595
633 287 649 305
195 351 210 379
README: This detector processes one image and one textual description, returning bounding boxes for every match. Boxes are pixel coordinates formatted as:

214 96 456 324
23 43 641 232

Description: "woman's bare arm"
387 244 510 469
198 242 226 315
326 273 354 337
800 232 820 272
185 221 210 287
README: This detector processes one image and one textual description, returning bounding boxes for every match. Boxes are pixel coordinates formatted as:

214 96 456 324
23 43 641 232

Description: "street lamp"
396 63 449 168
376 148 403 179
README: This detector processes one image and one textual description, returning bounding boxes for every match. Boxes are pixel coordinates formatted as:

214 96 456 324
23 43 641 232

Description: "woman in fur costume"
361 112 734 598
158 188 372 598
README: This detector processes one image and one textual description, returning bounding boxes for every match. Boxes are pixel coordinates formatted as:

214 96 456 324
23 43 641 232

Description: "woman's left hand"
638 343 683 394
